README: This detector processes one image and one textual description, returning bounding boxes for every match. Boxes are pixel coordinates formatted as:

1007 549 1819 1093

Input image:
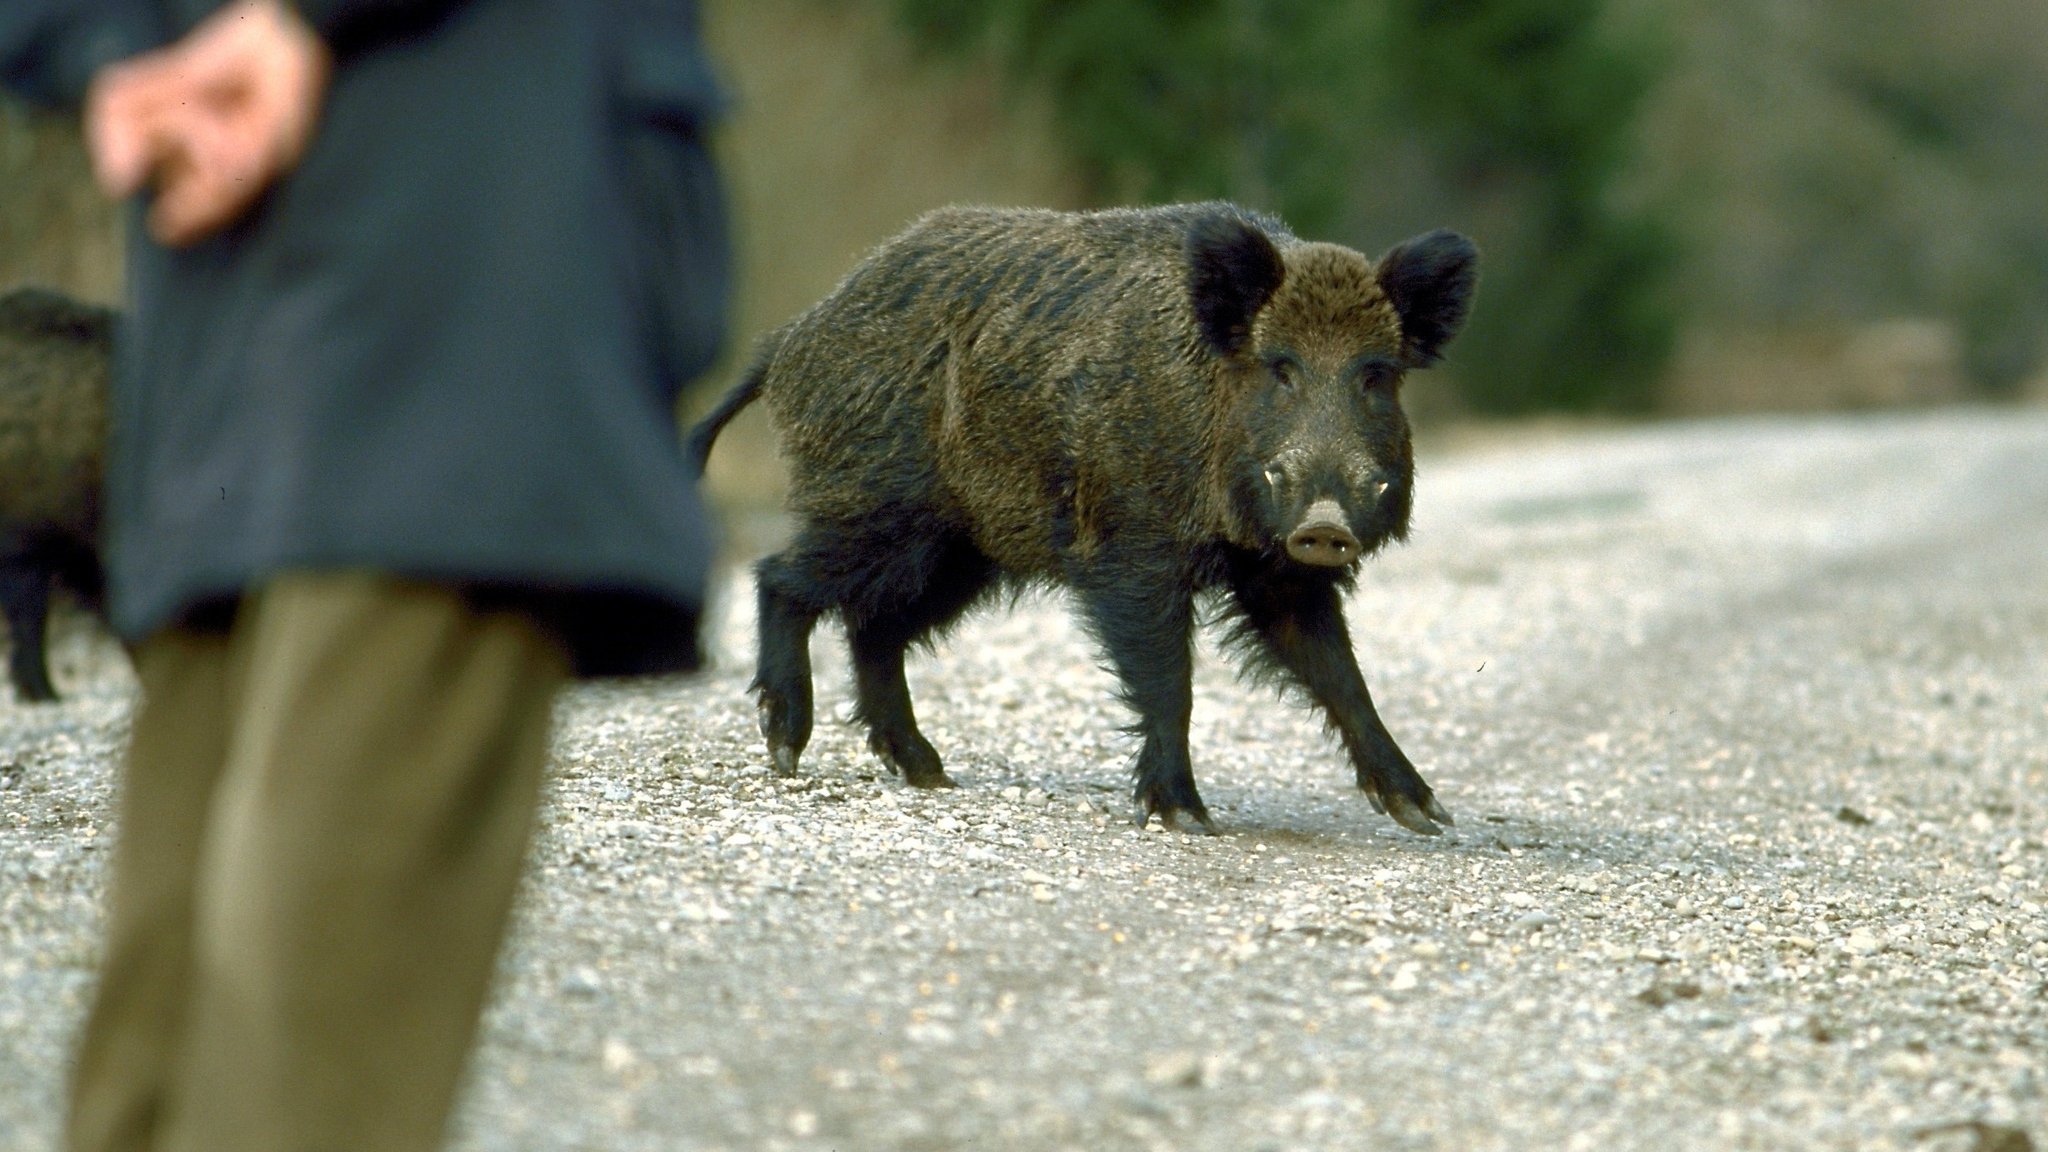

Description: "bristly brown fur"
1253 243 1400 364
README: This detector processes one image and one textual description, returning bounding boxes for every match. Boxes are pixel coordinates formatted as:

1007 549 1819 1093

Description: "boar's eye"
1266 354 1300 390
1357 357 1401 395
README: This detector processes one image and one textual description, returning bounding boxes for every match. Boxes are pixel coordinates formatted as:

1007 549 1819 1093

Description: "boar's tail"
685 339 775 478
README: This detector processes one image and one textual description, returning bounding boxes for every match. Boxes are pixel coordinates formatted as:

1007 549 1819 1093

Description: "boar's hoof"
758 699 803 776
867 732 956 789
761 696 806 774
892 760 957 789
1424 794 1455 825
1362 780 1452 836
10 656 57 703
1384 795 1444 837
1132 802 1218 835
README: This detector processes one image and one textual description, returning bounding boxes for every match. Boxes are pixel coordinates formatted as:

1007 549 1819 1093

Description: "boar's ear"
1376 229 1478 368
1186 210 1285 358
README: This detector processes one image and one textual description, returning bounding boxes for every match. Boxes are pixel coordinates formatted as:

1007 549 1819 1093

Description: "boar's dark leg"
752 551 825 776
0 557 58 703
1076 572 1209 832
1224 564 1450 836
846 541 996 789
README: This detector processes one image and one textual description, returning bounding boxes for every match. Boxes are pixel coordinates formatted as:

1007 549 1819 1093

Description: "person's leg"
159 572 570 1152
66 628 238 1152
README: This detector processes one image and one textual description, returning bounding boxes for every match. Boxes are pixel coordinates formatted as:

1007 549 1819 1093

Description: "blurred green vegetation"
887 0 2048 412
1373 0 1676 413
1635 0 2048 404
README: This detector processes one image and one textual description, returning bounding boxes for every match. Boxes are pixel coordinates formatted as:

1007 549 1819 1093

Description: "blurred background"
7 0 2048 506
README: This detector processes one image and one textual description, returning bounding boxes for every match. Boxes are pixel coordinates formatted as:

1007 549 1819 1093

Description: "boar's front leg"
0 557 57 703
1226 563 1451 836
1076 570 1211 832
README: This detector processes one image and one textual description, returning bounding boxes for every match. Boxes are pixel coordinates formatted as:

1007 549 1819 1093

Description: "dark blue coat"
1 0 730 675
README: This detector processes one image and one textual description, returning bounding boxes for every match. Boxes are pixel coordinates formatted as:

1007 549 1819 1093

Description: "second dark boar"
691 202 1477 834
0 287 112 703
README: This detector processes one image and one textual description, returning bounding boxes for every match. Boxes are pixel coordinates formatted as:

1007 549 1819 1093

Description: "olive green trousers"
65 573 570 1152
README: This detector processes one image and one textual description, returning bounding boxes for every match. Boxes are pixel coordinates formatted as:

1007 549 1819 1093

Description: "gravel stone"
1142 1050 1206 1089
561 967 603 998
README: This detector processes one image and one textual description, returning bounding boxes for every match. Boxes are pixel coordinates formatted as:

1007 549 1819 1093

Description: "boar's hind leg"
847 542 996 789
1225 568 1451 836
1077 577 1211 832
753 551 826 776
0 558 58 703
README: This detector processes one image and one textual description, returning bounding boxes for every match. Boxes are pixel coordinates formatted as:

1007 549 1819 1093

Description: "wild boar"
691 202 1477 833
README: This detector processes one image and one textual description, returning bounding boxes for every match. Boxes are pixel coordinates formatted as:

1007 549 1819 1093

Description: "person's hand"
85 0 332 248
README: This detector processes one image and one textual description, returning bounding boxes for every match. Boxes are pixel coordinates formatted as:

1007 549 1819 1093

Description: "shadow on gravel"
1207 803 1752 879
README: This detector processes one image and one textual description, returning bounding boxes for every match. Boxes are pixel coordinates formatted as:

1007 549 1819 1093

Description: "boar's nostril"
1285 499 1359 567
1287 525 1359 566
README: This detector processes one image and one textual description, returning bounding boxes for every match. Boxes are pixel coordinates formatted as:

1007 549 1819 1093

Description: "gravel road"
4 409 2046 1152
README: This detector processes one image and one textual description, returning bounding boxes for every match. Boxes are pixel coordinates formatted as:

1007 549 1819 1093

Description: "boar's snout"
1285 499 1360 567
